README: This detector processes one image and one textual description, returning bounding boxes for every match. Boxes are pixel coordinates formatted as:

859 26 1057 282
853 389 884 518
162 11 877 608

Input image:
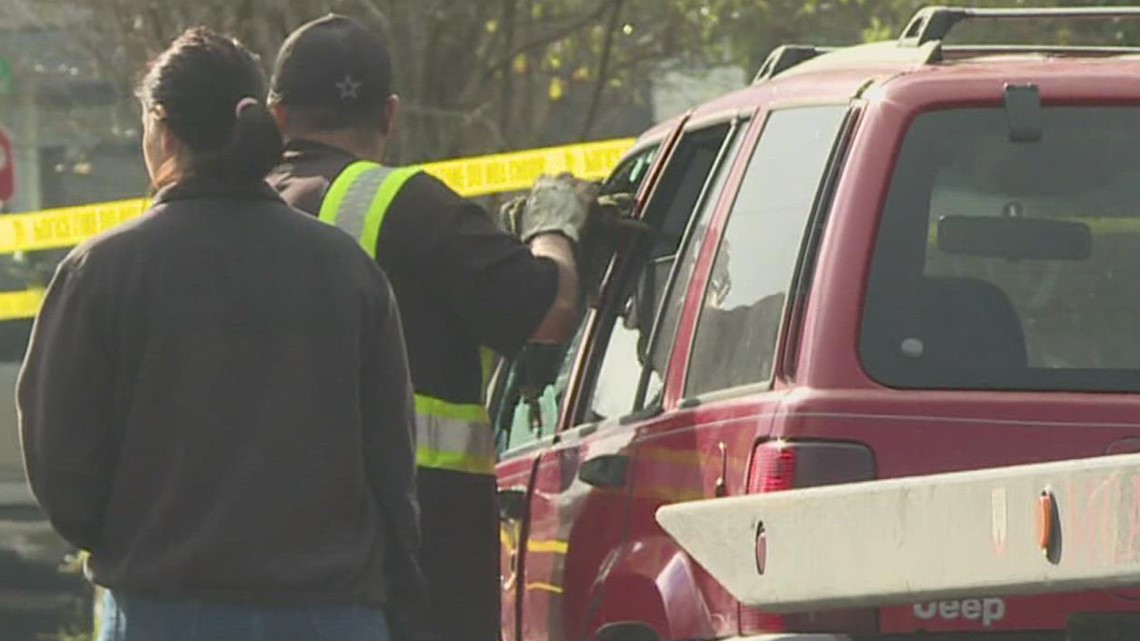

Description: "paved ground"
0 352 91 638
0 509 91 641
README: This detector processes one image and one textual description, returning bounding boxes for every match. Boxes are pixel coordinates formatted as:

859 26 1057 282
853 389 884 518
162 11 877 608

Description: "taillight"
746 439 875 493
749 441 797 492
740 439 878 636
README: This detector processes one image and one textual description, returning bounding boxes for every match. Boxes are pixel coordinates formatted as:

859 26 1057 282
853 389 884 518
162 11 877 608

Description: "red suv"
491 6 1140 641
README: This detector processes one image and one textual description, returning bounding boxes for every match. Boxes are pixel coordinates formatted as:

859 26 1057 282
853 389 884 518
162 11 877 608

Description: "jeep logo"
913 598 1006 627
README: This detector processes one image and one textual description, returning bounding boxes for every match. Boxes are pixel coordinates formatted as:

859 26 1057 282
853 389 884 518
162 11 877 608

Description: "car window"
638 122 748 410
861 106 1140 392
494 327 585 455
685 106 847 397
494 145 659 454
601 145 658 197
580 123 734 424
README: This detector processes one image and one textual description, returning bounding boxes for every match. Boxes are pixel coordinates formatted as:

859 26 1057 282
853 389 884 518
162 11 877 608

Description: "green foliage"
87 0 734 162
672 0 1140 74
81 0 1140 164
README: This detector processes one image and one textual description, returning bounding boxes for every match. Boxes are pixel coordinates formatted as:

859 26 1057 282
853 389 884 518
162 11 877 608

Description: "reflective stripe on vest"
318 162 420 257
319 161 496 476
414 395 495 475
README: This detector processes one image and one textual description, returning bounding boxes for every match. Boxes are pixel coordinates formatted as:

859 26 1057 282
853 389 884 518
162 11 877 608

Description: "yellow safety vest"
319 161 497 476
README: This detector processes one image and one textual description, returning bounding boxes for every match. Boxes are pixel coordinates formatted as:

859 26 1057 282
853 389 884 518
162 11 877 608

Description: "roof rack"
940 44 1140 57
900 6 1140 47
750 6 1140 83
752 45 836 83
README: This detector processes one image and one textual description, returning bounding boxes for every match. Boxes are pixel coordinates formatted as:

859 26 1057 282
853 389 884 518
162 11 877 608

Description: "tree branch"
480 1 610 81
498 0 518 139
579 0 626 139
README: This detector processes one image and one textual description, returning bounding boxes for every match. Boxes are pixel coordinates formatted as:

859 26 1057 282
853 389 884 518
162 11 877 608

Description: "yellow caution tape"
425 137 634 198
0 138 635 255
0 199 149 255
0 288 44 321
0 137 636 320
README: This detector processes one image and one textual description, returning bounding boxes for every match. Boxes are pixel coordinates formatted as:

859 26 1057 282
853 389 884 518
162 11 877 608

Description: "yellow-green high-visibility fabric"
319 161 497 476
318 162 422 259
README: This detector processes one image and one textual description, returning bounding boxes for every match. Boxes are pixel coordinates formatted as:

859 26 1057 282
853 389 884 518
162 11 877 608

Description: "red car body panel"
497 51 1140 641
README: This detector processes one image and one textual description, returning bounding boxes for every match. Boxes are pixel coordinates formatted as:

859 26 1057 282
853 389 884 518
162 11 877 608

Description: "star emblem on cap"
336 74 362 100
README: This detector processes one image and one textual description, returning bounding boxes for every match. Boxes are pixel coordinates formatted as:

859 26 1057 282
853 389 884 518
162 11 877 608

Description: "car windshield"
861 106 1140 392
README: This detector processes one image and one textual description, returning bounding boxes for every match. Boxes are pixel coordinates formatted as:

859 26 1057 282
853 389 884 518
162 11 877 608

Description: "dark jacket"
269 141 559 641
17 178 424 610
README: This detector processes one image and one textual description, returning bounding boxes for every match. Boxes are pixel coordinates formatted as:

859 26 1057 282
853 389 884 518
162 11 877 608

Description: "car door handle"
578 454 629 489
498 487 527 522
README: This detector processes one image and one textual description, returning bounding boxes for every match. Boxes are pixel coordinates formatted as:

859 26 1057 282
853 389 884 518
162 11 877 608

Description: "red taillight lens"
740 439 878 636
748 441 797 493
746 439 876 494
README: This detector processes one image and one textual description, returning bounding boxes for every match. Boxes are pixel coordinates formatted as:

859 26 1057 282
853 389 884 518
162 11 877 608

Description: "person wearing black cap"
266 13 591 641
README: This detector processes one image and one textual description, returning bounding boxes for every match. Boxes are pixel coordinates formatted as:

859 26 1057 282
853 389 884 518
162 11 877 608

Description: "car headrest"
862 276 1027 387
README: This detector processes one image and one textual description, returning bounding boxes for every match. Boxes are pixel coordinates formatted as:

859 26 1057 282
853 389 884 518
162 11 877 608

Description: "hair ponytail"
223 100 283 184
138 28 283 187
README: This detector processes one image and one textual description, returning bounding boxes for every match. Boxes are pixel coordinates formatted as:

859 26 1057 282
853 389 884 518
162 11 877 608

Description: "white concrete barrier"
656 453 1140 613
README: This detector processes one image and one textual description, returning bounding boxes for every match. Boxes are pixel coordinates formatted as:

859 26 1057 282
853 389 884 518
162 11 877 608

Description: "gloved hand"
499 183 652 306
498 173 597 243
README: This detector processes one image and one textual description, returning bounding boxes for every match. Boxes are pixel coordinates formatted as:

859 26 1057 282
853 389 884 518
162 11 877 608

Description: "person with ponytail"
17 27 423 641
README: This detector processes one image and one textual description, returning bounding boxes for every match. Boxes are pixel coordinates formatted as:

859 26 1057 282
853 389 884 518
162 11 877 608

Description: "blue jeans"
97 590 391 641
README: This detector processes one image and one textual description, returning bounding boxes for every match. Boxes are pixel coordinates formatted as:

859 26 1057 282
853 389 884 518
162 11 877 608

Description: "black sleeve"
17 254 116 552
385 175 560 357
358 264 429 622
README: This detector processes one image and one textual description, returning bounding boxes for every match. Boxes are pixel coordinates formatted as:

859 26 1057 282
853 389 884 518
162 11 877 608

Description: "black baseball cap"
269 14 393 113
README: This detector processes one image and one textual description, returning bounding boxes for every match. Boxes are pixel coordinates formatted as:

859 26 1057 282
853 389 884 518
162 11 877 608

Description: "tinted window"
640 124 747 409
583 124 732 423
862 107 1140 392
685 106 846 397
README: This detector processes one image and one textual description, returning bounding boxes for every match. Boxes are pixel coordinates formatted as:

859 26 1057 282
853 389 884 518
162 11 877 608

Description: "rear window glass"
861 106 1140 392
